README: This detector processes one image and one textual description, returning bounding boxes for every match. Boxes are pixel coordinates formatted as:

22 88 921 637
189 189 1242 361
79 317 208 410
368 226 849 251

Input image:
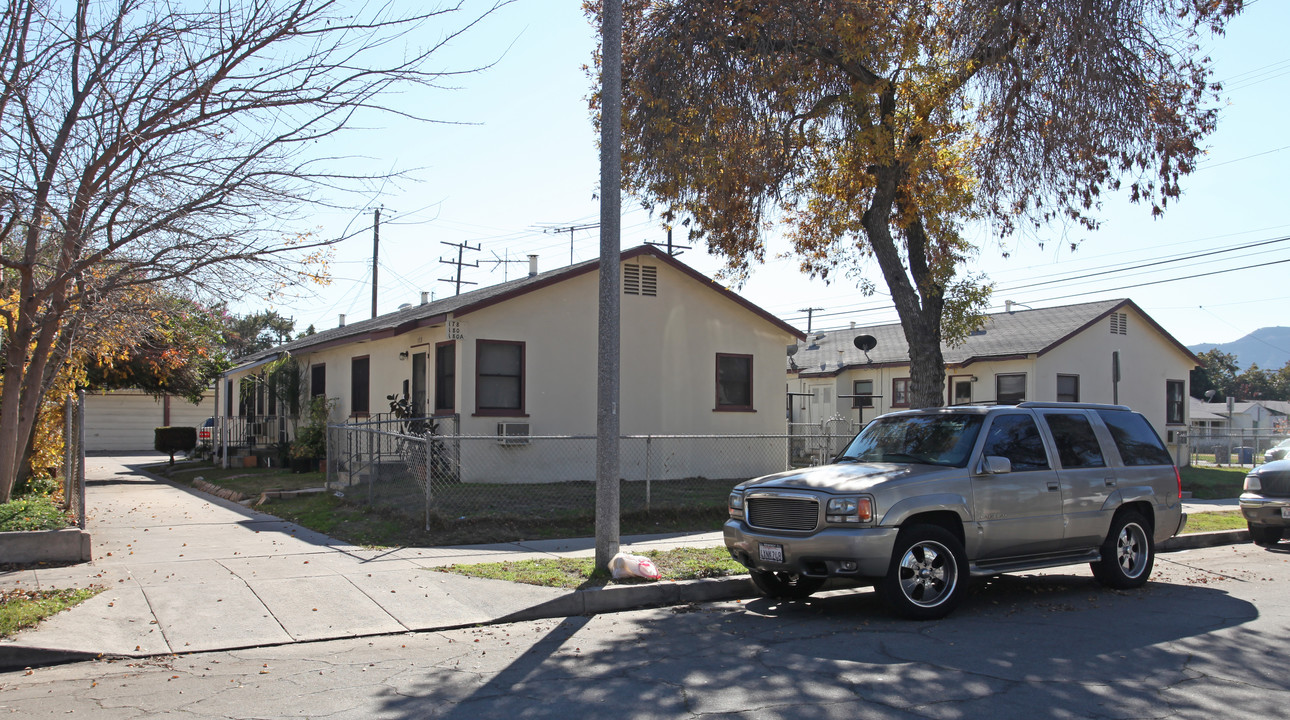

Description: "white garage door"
83 390 213 452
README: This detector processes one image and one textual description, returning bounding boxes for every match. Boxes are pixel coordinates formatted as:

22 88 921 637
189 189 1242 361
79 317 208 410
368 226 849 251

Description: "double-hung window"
476 340 525 415
715 354 754 411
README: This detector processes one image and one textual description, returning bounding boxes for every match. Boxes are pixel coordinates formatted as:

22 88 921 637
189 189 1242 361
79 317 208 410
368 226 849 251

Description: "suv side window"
981 414 1050 471
1096 410 1172 466
1042 413 1106 469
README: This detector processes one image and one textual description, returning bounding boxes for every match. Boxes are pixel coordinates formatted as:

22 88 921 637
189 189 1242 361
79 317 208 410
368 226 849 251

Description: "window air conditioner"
497 422 531 446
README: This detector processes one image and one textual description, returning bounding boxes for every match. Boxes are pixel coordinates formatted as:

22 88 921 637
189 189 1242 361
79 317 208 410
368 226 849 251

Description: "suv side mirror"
980 455 1012 475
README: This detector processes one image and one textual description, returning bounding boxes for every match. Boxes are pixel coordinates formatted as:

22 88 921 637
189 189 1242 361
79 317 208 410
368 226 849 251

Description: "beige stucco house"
220 245 804 481
788 299 1199 463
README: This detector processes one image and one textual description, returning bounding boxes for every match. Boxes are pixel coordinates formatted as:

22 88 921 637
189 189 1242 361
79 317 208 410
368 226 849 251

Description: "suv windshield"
837 413 985 467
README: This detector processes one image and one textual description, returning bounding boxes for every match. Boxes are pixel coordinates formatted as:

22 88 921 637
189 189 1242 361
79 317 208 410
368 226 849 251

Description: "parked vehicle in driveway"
724 402 1186 619
1265 438 1290 464
198 417 214 445
1240 458 1290 546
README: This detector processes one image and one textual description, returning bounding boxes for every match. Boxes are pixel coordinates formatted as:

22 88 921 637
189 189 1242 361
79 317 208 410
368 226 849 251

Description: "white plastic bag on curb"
609 552 661 580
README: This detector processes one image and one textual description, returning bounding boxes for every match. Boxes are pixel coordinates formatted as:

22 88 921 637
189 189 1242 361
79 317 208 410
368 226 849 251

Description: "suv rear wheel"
1091 511 1154 589
1249 525 1283 547
879 525 967 620
749 570 825 600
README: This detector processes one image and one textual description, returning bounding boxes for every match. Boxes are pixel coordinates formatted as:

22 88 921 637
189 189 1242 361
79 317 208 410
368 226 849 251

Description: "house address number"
447 320 464 340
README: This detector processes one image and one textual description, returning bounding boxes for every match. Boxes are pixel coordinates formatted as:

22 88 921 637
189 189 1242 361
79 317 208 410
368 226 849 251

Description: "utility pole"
596 0 622 572
439 241 480 295
371 207 380 319
799 307 824 333
544 222 599 265
646 226 692 256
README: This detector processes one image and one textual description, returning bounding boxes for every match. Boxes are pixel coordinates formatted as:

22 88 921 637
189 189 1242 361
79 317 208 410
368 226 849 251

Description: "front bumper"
723 519 898 579
1240 493 1290 528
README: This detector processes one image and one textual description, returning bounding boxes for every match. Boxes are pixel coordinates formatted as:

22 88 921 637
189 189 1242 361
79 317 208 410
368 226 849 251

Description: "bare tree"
0 0 505 502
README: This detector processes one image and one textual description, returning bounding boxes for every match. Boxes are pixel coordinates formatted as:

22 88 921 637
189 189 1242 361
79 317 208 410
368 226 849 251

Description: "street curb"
497 575 760 624
1159 529 1248 551
0 528 92 564
501 530 1255 623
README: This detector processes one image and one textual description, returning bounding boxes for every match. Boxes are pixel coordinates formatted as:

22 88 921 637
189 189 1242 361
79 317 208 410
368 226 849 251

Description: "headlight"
826 496 873 523
1245 474 1262 493
728 492 744 518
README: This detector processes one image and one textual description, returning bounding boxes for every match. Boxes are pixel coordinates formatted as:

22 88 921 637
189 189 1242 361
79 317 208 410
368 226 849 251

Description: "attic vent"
1110 312 1128 335
623 264 658 296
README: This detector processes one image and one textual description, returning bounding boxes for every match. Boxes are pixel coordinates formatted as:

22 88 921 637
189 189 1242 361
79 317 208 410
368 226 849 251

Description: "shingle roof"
231 245 804 372
792 299 1197 376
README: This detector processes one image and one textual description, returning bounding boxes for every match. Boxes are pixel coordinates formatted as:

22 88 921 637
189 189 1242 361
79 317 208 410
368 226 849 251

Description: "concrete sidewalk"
0 455 738 669
0 455 1244 670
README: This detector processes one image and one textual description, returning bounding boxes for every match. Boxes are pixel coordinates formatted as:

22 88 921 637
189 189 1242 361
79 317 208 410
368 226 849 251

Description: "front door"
971 413 1065 559
411 352 427 416
949 376 973 406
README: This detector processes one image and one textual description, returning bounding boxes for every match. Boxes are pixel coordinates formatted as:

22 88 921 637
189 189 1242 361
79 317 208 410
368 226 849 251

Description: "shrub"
154 426 197 465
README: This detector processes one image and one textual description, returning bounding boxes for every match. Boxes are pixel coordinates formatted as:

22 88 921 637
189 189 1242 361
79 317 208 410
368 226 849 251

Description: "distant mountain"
1189 327 1290 371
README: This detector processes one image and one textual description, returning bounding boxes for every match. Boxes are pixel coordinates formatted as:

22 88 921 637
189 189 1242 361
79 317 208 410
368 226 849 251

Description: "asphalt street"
2 542 1287 719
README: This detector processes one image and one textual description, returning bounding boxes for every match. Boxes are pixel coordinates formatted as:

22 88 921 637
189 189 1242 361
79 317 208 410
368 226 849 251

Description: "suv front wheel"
879 525 968 620
1091 511 1154 589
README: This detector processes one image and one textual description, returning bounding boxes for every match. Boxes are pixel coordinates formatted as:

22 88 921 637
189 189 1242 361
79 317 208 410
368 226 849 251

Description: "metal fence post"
645 434 652 512
77 389 87 530
424 433 433 530
63 394 74 510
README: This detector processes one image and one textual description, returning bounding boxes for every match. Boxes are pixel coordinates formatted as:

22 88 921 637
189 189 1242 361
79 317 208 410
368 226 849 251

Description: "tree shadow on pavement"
373 570 1279 719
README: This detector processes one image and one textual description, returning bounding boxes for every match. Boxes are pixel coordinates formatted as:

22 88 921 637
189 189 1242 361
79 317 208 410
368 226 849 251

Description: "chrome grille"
747 496 818 532
1260 468 1290 497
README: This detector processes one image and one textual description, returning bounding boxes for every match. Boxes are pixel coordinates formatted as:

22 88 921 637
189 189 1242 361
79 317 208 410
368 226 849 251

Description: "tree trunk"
861 159 947 410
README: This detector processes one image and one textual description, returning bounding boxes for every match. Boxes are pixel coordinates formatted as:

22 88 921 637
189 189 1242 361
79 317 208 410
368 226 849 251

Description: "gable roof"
231 245 804 372
792 298 1199 377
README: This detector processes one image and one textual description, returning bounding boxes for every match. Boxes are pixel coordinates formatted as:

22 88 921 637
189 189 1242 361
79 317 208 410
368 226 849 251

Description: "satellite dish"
786 344 799 357
854 334 877 352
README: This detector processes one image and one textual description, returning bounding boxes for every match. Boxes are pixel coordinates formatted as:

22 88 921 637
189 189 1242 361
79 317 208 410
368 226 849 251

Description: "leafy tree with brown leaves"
592 0 1242 408
0 0 505 503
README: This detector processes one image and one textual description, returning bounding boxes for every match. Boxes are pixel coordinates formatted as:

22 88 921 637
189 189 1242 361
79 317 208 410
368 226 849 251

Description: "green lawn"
1182 511 1245 534
144 462 328 496
0 587 102 638
0 496 73 532
1179 465 1247 499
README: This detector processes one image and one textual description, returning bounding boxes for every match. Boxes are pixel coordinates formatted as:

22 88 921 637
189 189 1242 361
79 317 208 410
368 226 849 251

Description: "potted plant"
290 396 336 473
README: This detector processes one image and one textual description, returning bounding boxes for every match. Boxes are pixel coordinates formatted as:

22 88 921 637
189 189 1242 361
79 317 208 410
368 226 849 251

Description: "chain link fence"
325 420 860 530
1189 429 1288 467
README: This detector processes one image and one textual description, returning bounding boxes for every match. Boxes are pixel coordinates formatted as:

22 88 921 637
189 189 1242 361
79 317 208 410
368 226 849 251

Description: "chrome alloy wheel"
1115 521 1150 579
897 539 958 607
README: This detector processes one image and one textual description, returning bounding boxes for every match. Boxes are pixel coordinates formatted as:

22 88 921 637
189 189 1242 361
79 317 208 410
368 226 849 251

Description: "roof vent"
398 303 412 310
420 291 430 305
338 313 346 328
528 254 538 277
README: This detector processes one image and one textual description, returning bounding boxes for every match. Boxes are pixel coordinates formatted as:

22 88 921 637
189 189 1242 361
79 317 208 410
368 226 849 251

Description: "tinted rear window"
1042 413 1106 469
1096 410 1172 466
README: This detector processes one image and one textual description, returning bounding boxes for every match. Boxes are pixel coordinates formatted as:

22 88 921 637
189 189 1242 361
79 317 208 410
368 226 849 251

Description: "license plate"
758 543 784 563
1281 508 1290 519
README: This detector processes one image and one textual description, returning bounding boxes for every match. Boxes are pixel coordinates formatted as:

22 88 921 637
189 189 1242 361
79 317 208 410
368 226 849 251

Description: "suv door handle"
1104 478 1116 487
1047 481 1060 492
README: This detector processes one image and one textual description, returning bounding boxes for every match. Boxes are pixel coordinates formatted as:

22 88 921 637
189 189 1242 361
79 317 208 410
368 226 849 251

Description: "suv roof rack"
1016 401 1132 411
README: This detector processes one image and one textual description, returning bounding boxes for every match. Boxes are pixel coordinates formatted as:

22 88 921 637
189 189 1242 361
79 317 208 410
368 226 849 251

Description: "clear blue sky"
259 0 1290 350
